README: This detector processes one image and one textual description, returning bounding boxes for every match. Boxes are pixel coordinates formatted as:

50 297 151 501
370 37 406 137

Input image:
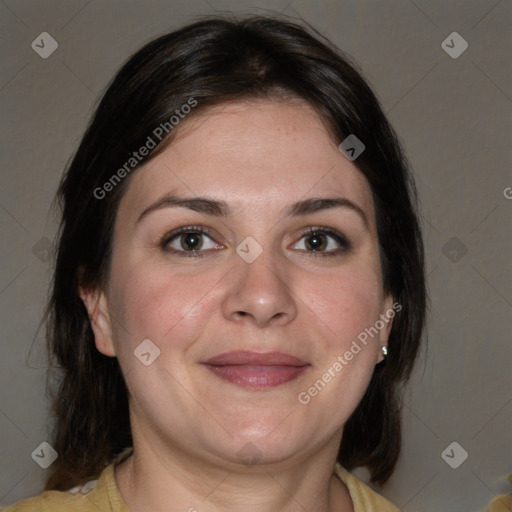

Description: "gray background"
1 1 511 510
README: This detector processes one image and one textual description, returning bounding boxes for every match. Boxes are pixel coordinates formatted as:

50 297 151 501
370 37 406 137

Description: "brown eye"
304 232 328 251
292 228 351 257
179 232 204 251
161 226 222 257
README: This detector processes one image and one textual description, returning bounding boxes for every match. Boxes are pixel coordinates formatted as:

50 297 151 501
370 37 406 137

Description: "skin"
80 99 394 512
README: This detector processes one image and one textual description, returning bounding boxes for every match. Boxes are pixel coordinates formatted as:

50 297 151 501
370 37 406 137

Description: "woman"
6 14 426 512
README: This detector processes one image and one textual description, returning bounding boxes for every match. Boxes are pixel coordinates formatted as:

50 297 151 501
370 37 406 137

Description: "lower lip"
202 364 310 389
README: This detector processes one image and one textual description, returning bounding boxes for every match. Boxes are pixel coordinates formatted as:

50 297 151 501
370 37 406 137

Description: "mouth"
201 351 311 389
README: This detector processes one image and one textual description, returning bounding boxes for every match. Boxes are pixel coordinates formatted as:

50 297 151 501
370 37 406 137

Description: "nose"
221 248 298 328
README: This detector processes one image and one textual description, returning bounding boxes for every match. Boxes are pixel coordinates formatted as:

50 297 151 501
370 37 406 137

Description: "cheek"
108 261 224 361
287 264 386 435
302 263 385 350
296 267 384 416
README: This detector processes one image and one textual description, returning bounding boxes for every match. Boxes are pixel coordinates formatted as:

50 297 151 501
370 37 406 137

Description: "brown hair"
44 13 426 490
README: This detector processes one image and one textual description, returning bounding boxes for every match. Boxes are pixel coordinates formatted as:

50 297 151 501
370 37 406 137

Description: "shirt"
2 460 399 511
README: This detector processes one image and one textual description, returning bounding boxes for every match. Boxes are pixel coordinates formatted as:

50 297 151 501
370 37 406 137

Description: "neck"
115 435 353 512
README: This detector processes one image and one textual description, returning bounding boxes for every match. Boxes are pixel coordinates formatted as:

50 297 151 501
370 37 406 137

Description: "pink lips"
201 351 311 389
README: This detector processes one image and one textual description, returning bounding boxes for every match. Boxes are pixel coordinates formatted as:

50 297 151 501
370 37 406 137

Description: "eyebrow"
136 194 369 229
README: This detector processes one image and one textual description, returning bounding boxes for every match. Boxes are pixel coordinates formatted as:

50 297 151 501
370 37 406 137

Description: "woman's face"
83 99 394 468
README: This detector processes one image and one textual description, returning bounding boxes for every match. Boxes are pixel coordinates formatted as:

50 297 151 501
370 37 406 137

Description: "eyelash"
160 225 351 258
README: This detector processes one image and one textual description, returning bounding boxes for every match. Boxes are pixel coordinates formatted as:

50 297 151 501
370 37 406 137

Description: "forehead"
117 99 375 226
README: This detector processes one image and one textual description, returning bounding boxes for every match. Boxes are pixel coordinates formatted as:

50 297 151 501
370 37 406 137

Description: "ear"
78 284 116 357
377 293 398 363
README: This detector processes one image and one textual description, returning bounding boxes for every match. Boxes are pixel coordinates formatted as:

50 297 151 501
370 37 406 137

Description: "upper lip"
202 350 309 366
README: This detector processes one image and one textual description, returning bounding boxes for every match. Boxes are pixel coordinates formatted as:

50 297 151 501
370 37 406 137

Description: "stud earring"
381 346 388 358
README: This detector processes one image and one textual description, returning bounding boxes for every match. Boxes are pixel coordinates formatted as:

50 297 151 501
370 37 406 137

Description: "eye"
160 226 350 258
292 227 351 257
161 226 223 257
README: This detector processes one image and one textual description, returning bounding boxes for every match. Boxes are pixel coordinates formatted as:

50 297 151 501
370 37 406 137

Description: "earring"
381 346 388 358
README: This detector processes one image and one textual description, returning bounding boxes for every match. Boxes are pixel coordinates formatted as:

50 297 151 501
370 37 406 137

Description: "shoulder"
2 464 125 512
2 491 77 511
2 490 95 511
334 463 400 512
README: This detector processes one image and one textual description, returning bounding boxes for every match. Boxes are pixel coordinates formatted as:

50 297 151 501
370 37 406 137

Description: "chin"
204 423 310 467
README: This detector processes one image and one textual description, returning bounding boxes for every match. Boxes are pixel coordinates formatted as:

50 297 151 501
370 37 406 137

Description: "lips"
201 351 311 389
